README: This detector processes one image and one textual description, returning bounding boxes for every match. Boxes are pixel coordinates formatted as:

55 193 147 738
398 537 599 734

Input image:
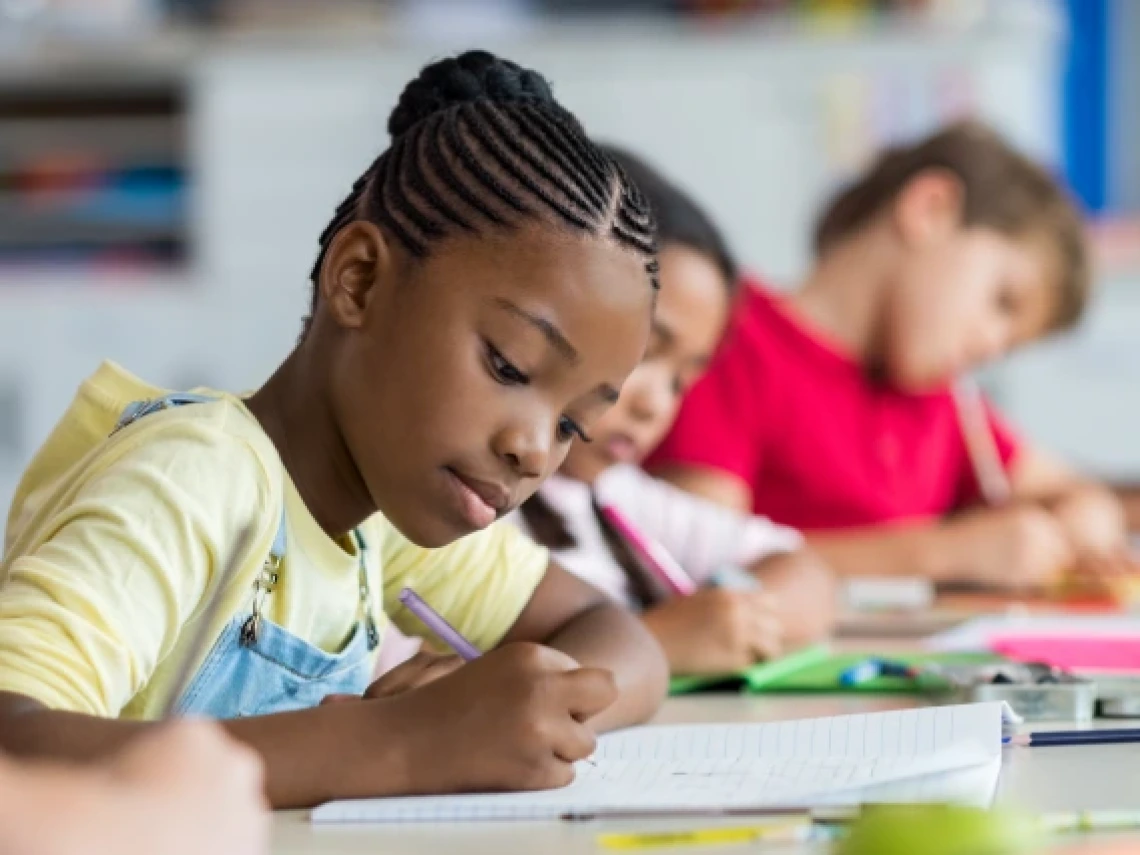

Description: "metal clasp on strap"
240 509 289 647
353 529 380 650
240 551 281 646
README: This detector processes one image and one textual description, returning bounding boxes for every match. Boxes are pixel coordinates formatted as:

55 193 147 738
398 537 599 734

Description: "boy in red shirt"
649 121 1128 590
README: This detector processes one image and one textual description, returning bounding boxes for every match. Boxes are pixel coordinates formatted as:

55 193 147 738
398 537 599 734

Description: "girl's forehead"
404 227 654 377
415 226 654 314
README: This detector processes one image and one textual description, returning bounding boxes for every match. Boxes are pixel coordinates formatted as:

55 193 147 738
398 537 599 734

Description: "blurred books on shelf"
0 77 190 284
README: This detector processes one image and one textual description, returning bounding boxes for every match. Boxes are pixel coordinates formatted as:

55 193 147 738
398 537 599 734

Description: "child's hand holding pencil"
378 642 616 793
321 650 464 705
641 588 784 675
941 504 1074 591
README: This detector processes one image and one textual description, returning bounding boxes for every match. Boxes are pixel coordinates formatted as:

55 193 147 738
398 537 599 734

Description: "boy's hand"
383 642 616 793
1050 488 1130 557
949 505 1074 590
642 588 783 675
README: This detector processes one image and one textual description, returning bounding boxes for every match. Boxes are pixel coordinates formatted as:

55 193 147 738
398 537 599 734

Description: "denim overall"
115 393 379 718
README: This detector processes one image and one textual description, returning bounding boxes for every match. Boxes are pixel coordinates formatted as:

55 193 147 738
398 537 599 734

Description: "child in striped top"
513 147 837 677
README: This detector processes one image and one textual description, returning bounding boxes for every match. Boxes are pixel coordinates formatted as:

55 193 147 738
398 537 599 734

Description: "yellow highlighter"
597 820 812 850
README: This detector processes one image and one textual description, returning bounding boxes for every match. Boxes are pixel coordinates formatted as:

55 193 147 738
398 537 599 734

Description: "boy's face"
882 227 1059 391
560 244 730 485
321 224 653 547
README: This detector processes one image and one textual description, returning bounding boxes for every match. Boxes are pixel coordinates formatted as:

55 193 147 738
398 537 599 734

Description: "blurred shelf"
0 69 190 285
0 267 192 294
0 116 182 163
1090 217 1140 281
0 0 1058 79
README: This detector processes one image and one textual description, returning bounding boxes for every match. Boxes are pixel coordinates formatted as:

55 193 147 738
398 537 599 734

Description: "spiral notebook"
311 702 1008 824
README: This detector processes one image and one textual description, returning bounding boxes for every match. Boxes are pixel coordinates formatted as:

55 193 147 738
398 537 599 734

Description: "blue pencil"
1008 728 1140 747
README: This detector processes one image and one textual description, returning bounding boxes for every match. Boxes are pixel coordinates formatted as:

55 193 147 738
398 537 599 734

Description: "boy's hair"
305 50 658 332
813 120 1090 331
601 145 738 289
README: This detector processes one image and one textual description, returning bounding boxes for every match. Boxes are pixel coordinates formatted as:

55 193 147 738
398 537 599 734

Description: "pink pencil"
598 504 697 597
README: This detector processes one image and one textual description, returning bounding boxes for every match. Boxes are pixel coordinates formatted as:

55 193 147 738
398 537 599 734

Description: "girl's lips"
600 433 640 465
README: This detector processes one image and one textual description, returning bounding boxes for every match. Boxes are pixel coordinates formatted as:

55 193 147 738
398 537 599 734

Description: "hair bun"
388 50 558 138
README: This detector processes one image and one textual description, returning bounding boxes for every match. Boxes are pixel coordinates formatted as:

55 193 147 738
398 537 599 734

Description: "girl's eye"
557 415 592 444
644 334 666 360
995 287 1018 316
487 344 529 386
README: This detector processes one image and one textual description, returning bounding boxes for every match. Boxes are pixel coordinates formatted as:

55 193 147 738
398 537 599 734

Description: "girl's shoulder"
5 363 282 560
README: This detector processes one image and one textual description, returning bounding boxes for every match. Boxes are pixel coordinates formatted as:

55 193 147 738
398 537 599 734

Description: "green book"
669 644 832 695
669 647 1001 696
764 651 1001 694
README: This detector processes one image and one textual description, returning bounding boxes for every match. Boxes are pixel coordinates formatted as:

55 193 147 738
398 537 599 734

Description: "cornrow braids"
304 50 658 333
602 144 738 289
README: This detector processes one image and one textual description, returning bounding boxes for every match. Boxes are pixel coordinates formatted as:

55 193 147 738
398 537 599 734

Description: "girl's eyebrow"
492 298 579 364
490 297 620 403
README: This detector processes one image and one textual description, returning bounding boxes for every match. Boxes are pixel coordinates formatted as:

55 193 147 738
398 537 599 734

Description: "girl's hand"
752 551 838 645
642 589 783 675
366 649 465 698
322 650 465 706
380 642 616 794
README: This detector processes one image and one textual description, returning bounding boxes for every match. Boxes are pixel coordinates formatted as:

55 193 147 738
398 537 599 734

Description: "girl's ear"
317 221 395 330
891 167 966 248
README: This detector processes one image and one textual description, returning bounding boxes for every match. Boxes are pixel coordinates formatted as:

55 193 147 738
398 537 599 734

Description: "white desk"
271 695 1140 854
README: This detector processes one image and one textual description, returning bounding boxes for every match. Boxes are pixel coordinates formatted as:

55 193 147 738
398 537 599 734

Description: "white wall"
8 6 1124 516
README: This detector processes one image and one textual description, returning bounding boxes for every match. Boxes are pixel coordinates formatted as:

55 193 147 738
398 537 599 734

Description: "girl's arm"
0 636 622 808
653 464 754 513
498 560 669 732
808 505 1076 590
598 467 836 646
0 720 269 855
598 465 801 584
0 691 408 807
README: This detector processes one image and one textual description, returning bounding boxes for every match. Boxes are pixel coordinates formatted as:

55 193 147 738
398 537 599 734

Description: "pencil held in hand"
952 378 1011 507
398 587 482 661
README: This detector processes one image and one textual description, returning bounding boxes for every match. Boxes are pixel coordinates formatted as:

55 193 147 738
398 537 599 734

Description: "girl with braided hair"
0 50 667 808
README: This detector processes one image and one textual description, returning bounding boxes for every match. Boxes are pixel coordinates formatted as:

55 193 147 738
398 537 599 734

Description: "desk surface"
271 694 1140 854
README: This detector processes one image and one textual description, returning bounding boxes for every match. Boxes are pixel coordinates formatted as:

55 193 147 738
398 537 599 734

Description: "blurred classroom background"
0 0 1137 514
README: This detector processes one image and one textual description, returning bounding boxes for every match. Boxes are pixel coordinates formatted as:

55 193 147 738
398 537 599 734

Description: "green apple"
837 805 1044 855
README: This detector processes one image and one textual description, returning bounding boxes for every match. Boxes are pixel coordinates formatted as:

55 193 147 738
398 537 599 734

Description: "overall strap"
114 392 219 434
115 392 337 647
114 390 290 574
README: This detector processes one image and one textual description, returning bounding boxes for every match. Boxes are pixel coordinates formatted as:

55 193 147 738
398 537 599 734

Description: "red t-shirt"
646 278 1021 532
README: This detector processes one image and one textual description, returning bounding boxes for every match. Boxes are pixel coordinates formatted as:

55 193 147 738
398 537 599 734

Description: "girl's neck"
244 349 375 538
788 231 892 365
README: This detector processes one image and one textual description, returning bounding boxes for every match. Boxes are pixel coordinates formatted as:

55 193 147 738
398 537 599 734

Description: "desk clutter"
592 805 1140 853
670 607 1140 725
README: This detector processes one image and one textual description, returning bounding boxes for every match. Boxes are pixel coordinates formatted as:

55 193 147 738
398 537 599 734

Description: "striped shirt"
511 465 803 607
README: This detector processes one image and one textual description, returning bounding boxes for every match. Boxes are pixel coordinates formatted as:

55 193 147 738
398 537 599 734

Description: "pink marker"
598 504 697 597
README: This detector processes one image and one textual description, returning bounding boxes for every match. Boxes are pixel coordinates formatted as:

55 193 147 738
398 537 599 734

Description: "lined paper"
311 702 1005 824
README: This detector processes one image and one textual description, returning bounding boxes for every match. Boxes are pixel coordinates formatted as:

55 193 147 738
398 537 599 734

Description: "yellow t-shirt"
0 363 548 719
